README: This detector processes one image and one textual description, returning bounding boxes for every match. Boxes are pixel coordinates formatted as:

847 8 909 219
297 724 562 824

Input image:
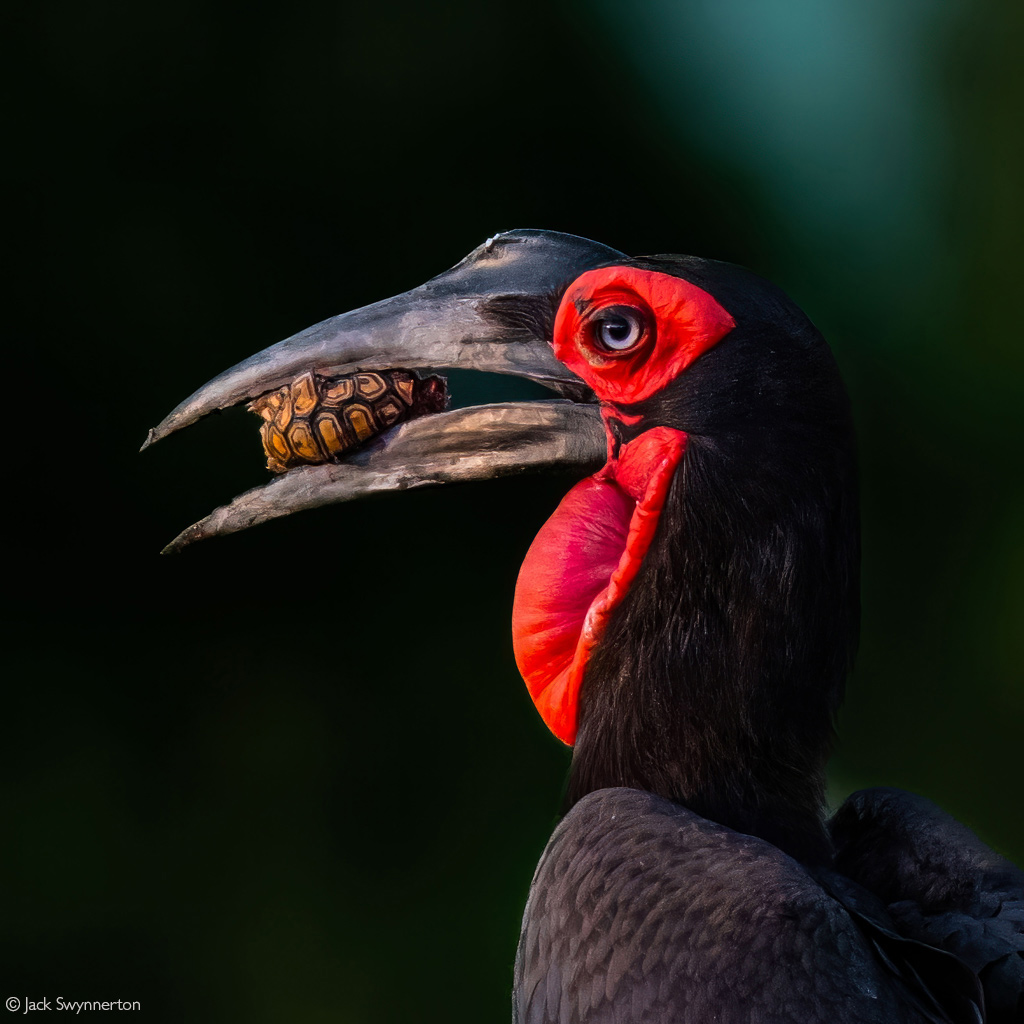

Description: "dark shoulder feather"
831 787 1024 1023
514 788 951 1024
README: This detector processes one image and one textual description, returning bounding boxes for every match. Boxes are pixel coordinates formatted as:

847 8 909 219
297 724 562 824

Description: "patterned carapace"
250 369 447 473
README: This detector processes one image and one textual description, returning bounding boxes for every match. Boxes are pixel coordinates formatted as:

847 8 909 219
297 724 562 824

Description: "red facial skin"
552 266 735 406
511 268 735 745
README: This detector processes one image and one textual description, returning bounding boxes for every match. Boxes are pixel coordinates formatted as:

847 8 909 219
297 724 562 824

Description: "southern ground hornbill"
149 230 1023 1023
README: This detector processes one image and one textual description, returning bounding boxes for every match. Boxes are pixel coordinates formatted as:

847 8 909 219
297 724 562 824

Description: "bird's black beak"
148 230 620 552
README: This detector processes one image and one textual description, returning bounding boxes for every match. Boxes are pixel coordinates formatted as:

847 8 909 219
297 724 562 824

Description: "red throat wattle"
512 426 686 744
510 266 735 745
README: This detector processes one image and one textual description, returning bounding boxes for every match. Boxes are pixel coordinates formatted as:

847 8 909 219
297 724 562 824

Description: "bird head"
150 230 859 857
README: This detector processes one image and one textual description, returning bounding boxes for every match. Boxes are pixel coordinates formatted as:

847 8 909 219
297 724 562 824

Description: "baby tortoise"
250 369 447 473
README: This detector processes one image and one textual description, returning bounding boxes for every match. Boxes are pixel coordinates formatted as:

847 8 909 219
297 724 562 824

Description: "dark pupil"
605 316 631 342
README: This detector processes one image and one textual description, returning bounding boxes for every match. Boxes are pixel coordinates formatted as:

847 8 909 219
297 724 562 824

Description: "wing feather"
513 788 939 1023
832 788 1024 1023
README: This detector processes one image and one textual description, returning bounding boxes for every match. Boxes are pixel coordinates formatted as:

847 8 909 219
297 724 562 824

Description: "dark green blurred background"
6 1 1022 1020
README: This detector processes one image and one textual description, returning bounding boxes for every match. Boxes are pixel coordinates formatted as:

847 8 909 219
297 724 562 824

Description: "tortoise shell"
250 369 447 473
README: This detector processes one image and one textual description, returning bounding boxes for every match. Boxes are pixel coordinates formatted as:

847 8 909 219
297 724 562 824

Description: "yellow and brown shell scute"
250 369 447 473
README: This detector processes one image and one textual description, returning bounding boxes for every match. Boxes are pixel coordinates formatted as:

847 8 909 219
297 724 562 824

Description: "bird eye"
590 306 647 353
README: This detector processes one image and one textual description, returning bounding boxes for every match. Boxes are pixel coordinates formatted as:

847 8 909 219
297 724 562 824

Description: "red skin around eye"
553 266 735 405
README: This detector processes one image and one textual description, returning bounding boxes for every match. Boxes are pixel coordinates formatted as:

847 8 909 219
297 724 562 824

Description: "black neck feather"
566 315 860 867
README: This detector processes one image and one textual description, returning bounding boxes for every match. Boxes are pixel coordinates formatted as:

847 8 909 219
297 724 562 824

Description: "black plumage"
517 789 971 1023
833 790 1024 1024
568 257 858 865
